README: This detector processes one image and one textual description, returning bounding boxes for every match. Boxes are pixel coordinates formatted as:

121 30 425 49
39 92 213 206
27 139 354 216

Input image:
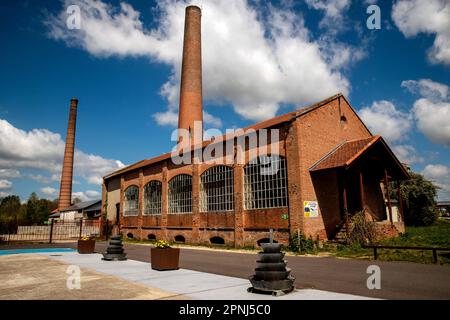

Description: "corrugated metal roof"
59 200 101 212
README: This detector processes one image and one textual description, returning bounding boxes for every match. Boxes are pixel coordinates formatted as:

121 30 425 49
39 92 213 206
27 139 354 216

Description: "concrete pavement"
39 252 374 300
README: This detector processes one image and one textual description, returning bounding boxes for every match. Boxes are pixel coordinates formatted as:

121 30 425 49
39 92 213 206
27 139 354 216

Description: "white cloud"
153 109 222 128
0 169 21 179
153 110 178 127
402 79 450 146
412 98 450 146
72 190 100 202
358 100 413 143
392 144 424 165
47 0 354 123
0 119 65 171
85 190 100 198
28 174 55 184
392 0 450 65
0 118 125 185
40 187 57 197
203 111 222 128
305 0 351 32
0 191 11 198
401 79 448 101
423 164 449 179
0 179 12 190
422 164 450 200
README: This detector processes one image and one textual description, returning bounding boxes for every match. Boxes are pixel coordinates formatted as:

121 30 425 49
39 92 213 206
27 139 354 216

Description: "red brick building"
101 6 409 247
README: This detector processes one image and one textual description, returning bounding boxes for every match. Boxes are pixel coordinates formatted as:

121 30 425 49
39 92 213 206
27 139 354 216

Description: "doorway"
115 203 120 225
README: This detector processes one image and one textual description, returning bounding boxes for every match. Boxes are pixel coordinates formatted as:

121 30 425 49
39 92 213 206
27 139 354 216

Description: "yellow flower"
156 240 170 248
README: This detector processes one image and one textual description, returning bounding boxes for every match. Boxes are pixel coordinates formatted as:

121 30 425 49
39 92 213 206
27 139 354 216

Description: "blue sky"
0 0 449 202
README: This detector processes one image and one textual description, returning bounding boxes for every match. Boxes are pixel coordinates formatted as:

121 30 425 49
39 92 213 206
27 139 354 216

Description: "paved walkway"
39 252 373 300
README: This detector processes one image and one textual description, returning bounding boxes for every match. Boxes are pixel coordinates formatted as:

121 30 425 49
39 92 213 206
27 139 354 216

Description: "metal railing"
0 219 108 244
363 245 450 264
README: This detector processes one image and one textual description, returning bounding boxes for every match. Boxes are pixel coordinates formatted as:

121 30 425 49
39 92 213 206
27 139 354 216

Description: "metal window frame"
168 174 193 214
124 185 139 216
244 155 288 210
143 180 162 216
200 165 234 213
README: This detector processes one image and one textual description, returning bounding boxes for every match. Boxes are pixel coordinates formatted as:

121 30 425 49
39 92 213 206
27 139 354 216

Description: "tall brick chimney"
178 5 203 144
58 98 78 210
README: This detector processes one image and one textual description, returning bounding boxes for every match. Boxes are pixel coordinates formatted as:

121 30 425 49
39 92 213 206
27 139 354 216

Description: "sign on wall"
304 201 319 218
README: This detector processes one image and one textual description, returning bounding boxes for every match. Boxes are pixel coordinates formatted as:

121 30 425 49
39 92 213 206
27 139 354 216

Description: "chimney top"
186 5 201 12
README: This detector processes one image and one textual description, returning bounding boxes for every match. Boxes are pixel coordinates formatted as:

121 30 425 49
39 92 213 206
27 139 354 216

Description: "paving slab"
0 253 185 300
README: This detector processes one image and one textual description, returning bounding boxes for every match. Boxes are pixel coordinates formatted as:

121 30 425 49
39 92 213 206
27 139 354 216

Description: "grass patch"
332 219 450 265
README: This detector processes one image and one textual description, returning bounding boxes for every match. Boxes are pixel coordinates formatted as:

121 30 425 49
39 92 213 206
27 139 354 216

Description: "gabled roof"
310 136 379 171
310 136 410 179
104 93 369 180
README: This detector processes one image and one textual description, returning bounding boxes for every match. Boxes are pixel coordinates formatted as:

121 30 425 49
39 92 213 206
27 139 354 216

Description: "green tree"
26 192 39 222
34 199 54 224
391 171 438 226
0 195 21 219
0 195 22 233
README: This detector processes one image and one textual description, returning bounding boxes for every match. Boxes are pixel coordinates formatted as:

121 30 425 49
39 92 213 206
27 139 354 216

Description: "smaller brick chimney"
58 98 78 210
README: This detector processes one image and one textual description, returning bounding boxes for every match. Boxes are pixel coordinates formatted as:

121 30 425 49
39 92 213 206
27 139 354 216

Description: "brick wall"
296 97 372 240
106 96 401 246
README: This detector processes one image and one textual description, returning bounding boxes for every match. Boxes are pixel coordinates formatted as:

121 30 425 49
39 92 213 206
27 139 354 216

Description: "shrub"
289 232 315 254
391 172 438 226
346 211 376 245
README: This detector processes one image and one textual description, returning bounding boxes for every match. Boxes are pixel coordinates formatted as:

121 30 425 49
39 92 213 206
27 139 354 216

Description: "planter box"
77 239 96 254
151 248 180 271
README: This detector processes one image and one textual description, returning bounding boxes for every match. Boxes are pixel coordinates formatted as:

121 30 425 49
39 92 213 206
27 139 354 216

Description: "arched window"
174 235 186 243
124 186 139 216
168 174 192 214
143 181 162 215
244 155 288 209
210 236 225 245
200 166 234 212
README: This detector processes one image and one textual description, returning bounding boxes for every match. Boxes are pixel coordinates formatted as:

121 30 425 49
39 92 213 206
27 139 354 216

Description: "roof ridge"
104 93 346 180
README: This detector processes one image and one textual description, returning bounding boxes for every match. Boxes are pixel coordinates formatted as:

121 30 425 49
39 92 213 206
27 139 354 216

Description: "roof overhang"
310 136 410 180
